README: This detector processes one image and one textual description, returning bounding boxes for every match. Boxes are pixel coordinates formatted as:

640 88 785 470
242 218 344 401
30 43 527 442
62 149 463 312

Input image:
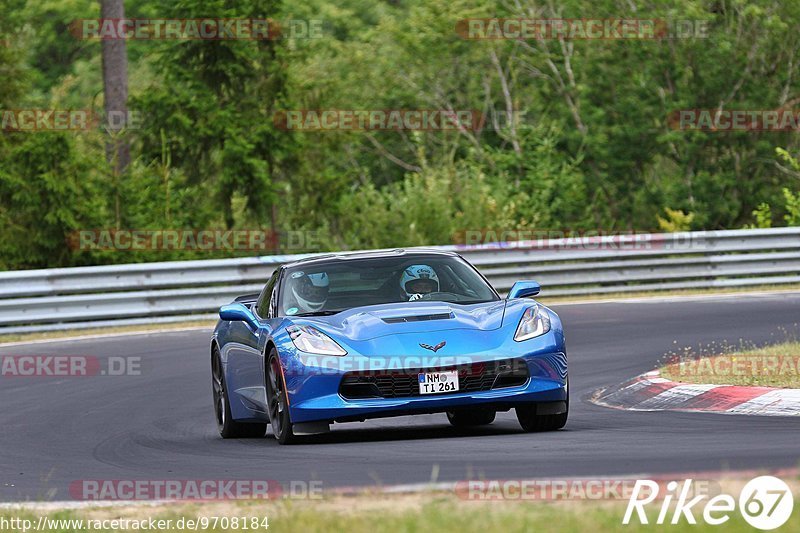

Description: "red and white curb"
593 370 800 416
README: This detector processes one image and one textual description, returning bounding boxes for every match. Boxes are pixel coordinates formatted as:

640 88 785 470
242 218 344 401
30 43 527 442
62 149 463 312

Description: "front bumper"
283 348 568 424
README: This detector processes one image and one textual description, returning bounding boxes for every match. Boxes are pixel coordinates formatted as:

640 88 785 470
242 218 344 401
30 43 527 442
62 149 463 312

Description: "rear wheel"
266 349 299 444
446 408 496 427
212 346 266 438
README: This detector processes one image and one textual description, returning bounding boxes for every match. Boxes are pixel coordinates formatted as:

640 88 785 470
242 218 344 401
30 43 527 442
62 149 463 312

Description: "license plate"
418 370 460 395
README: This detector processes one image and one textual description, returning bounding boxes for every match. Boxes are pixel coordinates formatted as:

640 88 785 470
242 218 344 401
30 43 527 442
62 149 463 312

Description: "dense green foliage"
1 0 800 269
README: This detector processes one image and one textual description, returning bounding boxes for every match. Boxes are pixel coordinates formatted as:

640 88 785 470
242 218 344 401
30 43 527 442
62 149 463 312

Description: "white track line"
548 288 800 306
0 326 212 348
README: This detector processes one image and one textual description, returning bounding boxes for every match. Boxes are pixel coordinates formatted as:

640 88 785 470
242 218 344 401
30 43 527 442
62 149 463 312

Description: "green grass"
660 341 800 388
3 493 799 533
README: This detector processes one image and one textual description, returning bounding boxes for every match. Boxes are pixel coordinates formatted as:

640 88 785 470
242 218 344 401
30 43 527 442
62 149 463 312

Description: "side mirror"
219 303 258 328
507 281 541 299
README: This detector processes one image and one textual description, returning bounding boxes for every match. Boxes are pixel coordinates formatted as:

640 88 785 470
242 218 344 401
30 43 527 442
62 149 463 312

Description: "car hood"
292 300 509 342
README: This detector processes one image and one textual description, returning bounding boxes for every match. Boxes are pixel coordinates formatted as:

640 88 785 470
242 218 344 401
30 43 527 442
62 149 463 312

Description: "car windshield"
278 254 498 316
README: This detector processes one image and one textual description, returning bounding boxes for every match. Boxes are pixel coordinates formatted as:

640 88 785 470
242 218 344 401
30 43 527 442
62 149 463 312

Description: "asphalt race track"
2 292 799 501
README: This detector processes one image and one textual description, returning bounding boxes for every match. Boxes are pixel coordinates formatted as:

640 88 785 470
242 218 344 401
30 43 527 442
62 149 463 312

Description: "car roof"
282 248 460 269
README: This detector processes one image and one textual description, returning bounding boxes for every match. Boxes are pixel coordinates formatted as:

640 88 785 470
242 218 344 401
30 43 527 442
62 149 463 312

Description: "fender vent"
382 312 453 324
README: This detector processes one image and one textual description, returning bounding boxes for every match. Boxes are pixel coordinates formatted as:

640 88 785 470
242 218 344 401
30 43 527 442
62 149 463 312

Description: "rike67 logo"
624 476 794 530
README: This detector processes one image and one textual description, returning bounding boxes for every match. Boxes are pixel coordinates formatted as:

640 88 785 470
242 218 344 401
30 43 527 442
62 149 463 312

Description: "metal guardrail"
1 228 798 334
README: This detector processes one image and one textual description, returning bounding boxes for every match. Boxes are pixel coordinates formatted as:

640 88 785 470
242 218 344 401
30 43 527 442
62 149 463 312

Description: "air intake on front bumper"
338 358 529 399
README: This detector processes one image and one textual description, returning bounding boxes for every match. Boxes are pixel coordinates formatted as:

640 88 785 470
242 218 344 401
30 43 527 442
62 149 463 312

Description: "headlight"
514 305 551 341
287 325 347 356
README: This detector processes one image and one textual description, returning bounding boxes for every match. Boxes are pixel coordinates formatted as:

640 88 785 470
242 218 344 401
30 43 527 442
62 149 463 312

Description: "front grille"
339 358 529 399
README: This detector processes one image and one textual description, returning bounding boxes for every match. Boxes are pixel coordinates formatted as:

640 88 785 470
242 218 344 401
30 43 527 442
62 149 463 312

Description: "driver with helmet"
400 265 439 301
285 272 330 314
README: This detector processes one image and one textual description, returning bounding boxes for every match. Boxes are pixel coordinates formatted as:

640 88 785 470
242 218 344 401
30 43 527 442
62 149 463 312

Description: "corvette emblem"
420 341 446 352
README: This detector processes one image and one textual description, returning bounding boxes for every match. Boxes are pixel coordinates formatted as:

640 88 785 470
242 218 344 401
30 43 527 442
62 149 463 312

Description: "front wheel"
516 393 569 432
212 346 267 438
266 349 299 444
446 408 496 427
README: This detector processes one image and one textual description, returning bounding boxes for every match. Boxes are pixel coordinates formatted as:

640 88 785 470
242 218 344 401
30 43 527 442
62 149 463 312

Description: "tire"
266 349 299 444
516 395 569 432
212 346 267 438
446 408 496 427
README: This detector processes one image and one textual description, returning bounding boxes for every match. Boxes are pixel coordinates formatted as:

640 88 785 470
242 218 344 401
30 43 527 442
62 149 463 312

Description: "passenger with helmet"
284 272 330 314
400 265 440 301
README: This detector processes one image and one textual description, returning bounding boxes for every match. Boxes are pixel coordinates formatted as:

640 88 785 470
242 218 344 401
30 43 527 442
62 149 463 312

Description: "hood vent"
382 312 453 324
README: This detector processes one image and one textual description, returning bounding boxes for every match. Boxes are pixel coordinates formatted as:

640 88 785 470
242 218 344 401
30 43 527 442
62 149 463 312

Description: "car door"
226 269 281 418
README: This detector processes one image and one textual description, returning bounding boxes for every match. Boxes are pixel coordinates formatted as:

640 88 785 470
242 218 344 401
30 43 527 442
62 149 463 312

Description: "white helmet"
291 272 329 312
400 265 439 299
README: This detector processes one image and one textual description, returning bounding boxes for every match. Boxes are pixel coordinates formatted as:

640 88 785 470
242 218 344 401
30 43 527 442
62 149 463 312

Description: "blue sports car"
211 249 568 444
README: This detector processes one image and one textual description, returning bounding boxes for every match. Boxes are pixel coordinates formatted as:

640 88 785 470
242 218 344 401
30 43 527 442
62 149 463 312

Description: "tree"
100 0 131 174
